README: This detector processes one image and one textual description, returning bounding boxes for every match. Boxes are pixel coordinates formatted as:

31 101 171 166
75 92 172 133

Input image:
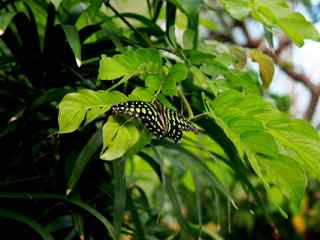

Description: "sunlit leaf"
207 90 319 210
129 87 155 101
58 90 127 133
253 0 320 46
101 116 140 161
98 48 162 80
218 0 250 20
168 63 188 82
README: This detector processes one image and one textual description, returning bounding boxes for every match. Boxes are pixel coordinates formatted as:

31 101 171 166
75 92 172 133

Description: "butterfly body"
111 101 196 143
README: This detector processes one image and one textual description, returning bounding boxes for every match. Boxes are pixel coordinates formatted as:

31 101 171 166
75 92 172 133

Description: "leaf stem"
178 87 194 118
189 112 210 121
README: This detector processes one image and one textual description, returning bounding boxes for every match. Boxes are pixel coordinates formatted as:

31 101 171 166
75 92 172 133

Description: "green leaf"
218 0 250 20
160 142 237 208
62 25 82 67
123 128 152 159
0 12 17 36
219 0 320 46
182 170 196 192
98 48 162 80
208 90 320 211
263 114 320 178
71 211 85 240
129 87 155 101
258 154 307 211
49 0 63 9
169 0 203 48
162 77 177 96
207 160 235 188
268 186 284 208
252 0 320 46
101 116 140 161
209 92 277 166
66 130 102 195
113 159 127 240
127 192 146 240
145 75 162 91
190 66 210 90
164 174 190 237
169 0 204 27
0 208 54 240
119 12 164 35
224 70 261 95
249 50 275 89
168 63 188 82
58 90 127 133
183 28 195 49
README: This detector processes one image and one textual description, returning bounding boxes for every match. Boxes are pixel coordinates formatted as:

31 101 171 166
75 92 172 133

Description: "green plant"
1 0 320 239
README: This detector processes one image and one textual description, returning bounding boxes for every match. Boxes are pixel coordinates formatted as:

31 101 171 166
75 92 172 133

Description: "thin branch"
237 22 320 122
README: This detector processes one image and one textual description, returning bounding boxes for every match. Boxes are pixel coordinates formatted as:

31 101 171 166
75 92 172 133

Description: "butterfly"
111 101 197 143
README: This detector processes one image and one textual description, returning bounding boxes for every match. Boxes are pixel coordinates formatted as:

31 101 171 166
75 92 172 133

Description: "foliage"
0 0 320 239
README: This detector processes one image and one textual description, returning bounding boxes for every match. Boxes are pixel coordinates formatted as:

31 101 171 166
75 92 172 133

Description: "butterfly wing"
167 127 183 143
111 101 196 143
166 108 196 131
111 101 167 138
165 107 197 142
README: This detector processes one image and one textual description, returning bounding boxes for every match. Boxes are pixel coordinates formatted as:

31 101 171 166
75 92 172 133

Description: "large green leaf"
58 90 127 133
252 0 320 46
98 48 162 80
258 154 307 211
219 0 320 46
259 113 320 178
101 116 150 161
208 90 319 209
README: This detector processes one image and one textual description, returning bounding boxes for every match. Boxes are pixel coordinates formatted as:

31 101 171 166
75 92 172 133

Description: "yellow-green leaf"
249 50 275 89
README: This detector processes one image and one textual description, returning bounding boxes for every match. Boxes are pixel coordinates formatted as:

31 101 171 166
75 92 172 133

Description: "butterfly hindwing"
166 108 195 132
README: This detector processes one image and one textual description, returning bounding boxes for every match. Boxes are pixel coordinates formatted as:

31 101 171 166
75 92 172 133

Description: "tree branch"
239 22 319 122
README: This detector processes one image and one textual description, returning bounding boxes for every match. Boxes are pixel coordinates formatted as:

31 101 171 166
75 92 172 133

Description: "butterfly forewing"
111 101 167 138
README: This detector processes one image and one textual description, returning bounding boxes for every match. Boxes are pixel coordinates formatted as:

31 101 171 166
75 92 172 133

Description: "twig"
238 22 320 122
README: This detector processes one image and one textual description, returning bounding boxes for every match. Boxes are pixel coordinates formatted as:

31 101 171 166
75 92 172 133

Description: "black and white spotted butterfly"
111 101 197 143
